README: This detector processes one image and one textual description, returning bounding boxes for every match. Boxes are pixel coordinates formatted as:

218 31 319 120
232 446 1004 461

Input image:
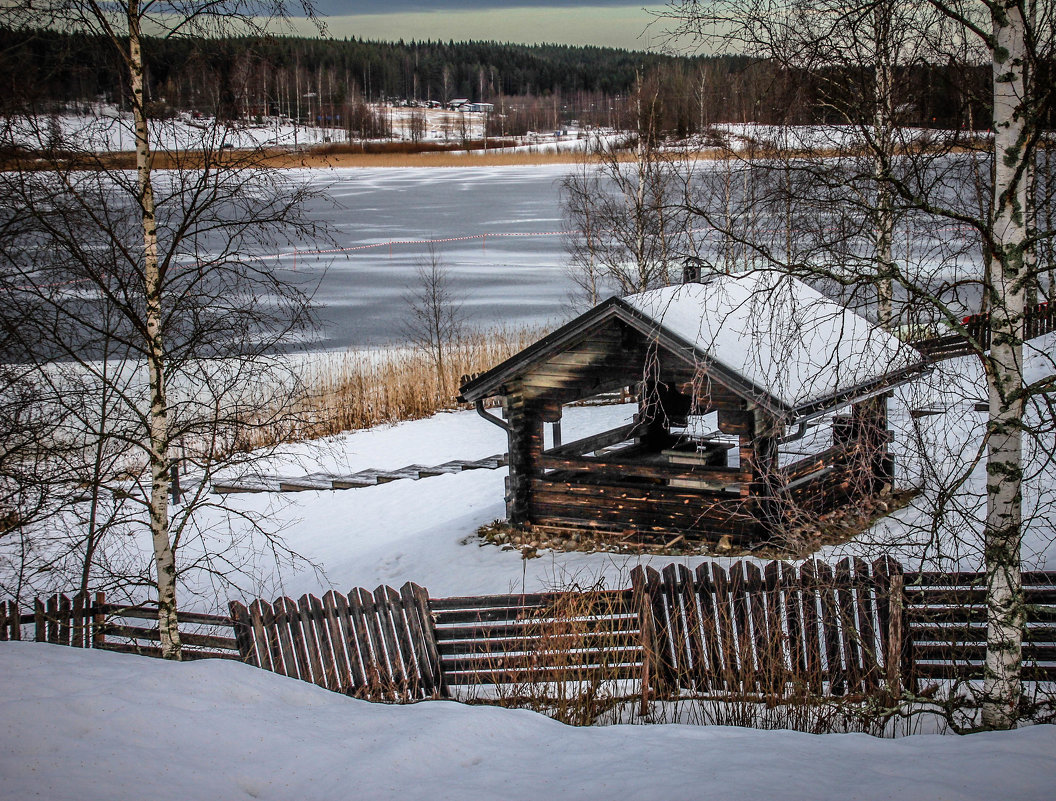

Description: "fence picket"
332 591 365 692
4 561 1053 705
275 598 305 680
799 562 823 691
834 559 863 694
321 592 352 693
711 563 739 689
379 586 415 698
694 564 725 692
356 588 393 698
677 564 708 691
852 558 880 690
815 561 845 695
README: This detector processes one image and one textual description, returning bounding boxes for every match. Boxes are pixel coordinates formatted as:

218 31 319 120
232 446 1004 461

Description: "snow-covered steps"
212 454 509 494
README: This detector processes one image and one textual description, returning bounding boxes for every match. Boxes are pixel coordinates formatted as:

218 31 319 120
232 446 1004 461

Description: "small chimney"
682 257 705 284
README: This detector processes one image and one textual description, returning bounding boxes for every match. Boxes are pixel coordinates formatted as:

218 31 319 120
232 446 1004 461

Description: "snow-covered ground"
10 105 602 154
1 641 1052 801
8 332 1048 608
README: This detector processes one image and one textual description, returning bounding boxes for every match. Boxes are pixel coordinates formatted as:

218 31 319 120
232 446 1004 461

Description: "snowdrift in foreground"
1 642 1053 801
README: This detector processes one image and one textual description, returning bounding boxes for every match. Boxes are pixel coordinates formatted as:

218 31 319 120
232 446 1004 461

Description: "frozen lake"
286 165 578 349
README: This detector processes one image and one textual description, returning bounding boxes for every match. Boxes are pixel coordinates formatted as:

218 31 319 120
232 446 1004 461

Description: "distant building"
447 99 469 110
463 103 494 113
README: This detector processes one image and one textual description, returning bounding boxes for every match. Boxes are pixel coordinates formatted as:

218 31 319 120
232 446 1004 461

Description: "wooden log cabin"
458 271 928 547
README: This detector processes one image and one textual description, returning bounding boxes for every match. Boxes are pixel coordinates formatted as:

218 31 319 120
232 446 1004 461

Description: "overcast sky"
299 2 671 51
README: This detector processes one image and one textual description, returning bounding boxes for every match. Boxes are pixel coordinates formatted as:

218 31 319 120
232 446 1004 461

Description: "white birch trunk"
128 3 181 660
982 1 1028 729
874 2 895 330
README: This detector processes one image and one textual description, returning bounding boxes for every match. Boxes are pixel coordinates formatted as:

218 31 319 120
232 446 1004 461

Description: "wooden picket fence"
4 559 1055 704
0 592 239 660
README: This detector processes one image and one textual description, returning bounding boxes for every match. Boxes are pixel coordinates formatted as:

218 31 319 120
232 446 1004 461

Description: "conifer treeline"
1 27 991 134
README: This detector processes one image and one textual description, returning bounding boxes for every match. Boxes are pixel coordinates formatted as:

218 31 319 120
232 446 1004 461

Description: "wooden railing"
911 300 1054 360
4 560 1054 702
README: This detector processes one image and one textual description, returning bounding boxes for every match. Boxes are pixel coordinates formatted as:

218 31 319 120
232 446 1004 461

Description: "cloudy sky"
302 2 671 51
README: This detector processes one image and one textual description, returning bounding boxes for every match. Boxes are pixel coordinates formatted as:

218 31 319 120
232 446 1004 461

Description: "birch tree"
0 1 321 659
661 0 1054 728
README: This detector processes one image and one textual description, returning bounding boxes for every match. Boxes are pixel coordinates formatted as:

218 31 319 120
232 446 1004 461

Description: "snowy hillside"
1 642 1052 801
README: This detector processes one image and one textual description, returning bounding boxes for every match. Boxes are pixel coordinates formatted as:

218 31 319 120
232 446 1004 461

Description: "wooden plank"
911 643 1056 662
441 663 645 686
411 583 449 697
693 564 724 692
544 422 640 457
72 592 87 649
436 630 640 656
645 567 676 690
631 566 660 704
294 595 326 687
101 624 238 652
677 563 709 692
275 597 308 681
852 557 881 690
333 591 367 693
541 454 743 486
728 563 756 692
250 600 278 673
430 591 629 612
834 559 863 694
814 561 845 695
874 557 906 695
93 592 106 649
661 564 689 686
34 598 45 643
780 563 805 678
385 586 421 698
398 584 434 697
227 601 258 666
357 587 395 700
761 562 788 689
711 563 740 688
321 592 352 693
0 599 8 641
346 589 379 696
373 586 410 699
745 563 771 692
309 594 339 691
58 594 71 646
799 562 823 691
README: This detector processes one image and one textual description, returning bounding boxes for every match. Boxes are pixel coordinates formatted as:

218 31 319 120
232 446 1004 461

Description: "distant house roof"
460 271 927 418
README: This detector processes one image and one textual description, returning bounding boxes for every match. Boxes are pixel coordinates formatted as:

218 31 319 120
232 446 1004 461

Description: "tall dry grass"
236 324 546 451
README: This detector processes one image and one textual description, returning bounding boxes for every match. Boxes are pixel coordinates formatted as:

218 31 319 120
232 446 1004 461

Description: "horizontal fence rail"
3 560 1054 705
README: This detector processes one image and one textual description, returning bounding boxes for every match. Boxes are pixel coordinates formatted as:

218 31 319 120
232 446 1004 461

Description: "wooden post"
504 389 543 526
749 408 782 537
92 591 106 649
228 601 259 666
631 566 659 712
34 598 45 642
885 572 904 697
7 600 20 640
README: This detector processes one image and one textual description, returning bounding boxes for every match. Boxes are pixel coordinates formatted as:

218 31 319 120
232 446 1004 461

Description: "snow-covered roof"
622 272 925 413
459 270 926 416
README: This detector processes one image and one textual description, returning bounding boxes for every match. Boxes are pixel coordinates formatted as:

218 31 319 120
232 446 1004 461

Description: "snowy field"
1 642 1053 801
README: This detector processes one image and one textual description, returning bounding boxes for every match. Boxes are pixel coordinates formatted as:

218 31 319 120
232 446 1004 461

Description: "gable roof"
459 271 927 419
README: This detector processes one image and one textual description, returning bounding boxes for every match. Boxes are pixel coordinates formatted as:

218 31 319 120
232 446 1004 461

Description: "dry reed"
235 324 546 451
